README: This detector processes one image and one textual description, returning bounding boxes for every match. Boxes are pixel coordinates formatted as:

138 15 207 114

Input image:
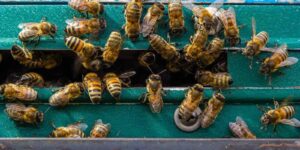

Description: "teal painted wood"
0 104 300 138
1 4 300 50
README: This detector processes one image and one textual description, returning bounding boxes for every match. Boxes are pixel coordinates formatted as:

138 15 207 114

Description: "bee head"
260 59 273 74
96 18 106 30
148 74 161 92
214 92 225 102
90 59 102 71
192 84 204 92
76 82 85 93
36 111 44 123
149 74 161 81
50 24 57 35
154 2 165 11
228 35 241 46
260 113 272 125
11 44 22 52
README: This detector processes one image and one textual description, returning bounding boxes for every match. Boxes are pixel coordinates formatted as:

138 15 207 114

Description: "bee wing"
65 18 87 26
251 17 256 39
71 122 88 131
182 0 196 10
192 5 206 17
207 0 224 15
278 57 298 67
261 48 276 53
235 116 248 128
141 15 159 37
95 119 103 124
119 71 136 79
18 23 38 29
280 118 300 127
6 103 26 109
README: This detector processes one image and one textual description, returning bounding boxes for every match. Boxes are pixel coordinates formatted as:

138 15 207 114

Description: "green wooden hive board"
0 2 300 138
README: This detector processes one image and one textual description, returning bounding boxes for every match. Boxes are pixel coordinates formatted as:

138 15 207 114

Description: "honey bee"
11 44 33 62
260 101 300 130
0 83 37 102
123 0 143 41
65 18 106 37
49 82 84 107
200 92 225 128
18 18 57 45
103 71 136 101
243 18 269 58
260 44 298 75
65 36 102 71
5 103 43 124
198 37 224 67
141 73 164 113
138 52 156 67
68 0 104 18
229 116 256 139
183 27 208 62
141 2 165 37
190 0 223 35
20 53 61 70
174 84 204 132
168 0 186 36
195 70 233 89
102 31 123 68
50 122 88 138
217 7 240 46
16 72 44 87
90 119 111 138
148 34 180 62
83 73 103 104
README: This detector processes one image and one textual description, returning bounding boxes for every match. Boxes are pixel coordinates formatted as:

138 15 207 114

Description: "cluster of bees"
0 0 299 138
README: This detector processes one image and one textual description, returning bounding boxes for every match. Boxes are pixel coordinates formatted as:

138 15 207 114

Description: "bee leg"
139 93 149 104
273 124 278 132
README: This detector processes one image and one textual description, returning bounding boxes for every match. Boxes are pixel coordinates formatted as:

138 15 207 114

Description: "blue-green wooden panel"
0 5 300 50
0 104 299 138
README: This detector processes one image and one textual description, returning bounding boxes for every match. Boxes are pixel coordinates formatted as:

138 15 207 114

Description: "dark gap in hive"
0 50 227 87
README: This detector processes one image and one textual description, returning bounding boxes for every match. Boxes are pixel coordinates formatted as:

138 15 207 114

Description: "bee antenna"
146 65 154 74
158 69 167 75
44 107 51 114
51 121 57 129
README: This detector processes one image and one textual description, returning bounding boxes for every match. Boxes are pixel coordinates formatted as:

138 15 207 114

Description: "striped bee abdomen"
65 36 85 53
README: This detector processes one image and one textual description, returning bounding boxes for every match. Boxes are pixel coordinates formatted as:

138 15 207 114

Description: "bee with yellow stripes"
174 84 204 132
102 31 123 68
83 73 103 104
260 44 298 75
50 122 88 138
16 72 44 87
0 83 37 102
200 92 225 128
18 17 57 46
198 37 224 67
65 18 106 38
217 7 240 46
103 71 136 101
5 103 43 125
183 27 208 62
90 119 111 138
11 45 33 62
65 36 102 71
243 17 270 58
68 0 104 18
123 0 143 41
259 100 300 131
195 70 233 89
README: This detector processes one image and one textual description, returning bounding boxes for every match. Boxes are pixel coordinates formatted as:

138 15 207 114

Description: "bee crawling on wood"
68 0 104 18
259 100 300 131
18 17 57 46
141 2 165 37
195 70 233 89
123 0 143 41
65 17 106 38
5 103 44 125
50 122 88 138
200 92 225 128
83 72 104 104
90 119 111 138
102 31 123 68
0 83 37 102
16 72 45 87
103 71 136 101
49 82 84 107
174 84 204 132
229 116 256 139
260 44 298 76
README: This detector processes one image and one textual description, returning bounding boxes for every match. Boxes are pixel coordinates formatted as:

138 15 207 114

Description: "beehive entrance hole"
0 50 227 87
